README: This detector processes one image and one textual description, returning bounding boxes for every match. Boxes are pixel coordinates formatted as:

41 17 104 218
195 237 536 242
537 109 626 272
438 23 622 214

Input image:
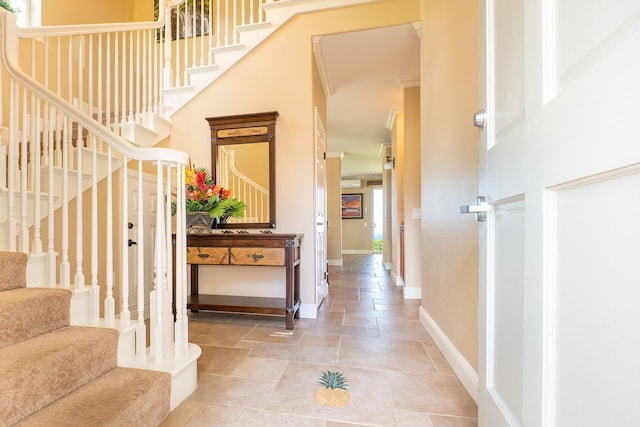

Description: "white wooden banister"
1 10 189 368
0 0 299 401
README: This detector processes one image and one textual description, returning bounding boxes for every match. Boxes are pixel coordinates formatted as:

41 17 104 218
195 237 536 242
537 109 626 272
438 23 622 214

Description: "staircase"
0 251 171 426
0 0 377 422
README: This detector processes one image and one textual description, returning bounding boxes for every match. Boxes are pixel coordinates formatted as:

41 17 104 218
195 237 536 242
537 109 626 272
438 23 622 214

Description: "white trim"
328 258 343 266
403 286 421 299
385 262 392 270
312 36 333 98
390 270 404 287
386 109 397 130
342 249 373 254
419 306 479 403
299 303 317 319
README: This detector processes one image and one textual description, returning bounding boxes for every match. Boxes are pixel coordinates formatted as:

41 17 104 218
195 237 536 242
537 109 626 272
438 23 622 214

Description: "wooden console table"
175 233 302 330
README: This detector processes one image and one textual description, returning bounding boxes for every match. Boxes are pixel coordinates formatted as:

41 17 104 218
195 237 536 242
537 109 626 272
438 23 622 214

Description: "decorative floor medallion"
314 371 350 407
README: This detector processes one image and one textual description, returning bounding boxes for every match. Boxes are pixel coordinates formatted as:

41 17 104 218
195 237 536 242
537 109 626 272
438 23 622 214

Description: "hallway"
162 254 477 426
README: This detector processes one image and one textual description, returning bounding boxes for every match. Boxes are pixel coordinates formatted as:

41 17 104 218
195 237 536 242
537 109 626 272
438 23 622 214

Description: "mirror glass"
207 112 277 229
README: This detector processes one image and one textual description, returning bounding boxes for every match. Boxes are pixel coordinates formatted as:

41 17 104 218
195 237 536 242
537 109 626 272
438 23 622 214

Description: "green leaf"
317 371 349 391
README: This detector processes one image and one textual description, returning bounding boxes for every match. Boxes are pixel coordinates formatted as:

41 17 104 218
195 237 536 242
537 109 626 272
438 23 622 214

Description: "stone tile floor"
162 254 477 426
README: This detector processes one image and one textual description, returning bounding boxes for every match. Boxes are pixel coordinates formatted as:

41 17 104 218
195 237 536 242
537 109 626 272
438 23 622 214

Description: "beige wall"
390 113 405 280
341 188 373 252
164 0 420 310
382 151 393 268
402 86 421 292
42 0 152 25
326 156 343 263
420 0 479 370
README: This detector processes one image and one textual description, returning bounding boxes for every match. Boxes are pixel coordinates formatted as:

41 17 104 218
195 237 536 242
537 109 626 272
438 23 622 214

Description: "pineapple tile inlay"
314 371 350 407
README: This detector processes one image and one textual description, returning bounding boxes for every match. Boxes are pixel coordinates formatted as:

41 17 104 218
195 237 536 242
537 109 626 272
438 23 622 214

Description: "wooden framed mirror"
206 111 278 229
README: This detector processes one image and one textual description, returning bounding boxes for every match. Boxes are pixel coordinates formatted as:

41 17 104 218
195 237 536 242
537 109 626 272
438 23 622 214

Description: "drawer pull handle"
251 253 264 262
198 253 210 259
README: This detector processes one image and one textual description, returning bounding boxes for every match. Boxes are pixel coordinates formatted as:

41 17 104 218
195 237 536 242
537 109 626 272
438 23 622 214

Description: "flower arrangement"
182 164 245 223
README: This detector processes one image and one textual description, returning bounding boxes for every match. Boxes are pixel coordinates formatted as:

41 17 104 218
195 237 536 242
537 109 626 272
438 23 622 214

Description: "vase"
211 216 229 229
186 212 213 231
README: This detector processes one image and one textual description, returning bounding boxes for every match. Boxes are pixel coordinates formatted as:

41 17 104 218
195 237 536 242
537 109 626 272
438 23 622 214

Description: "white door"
315 107 328 307
127 170 157 321
477 1 640 426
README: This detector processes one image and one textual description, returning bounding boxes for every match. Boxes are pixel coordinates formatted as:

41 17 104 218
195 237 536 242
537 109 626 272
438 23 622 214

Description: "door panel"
492 199 525 425
554 172 640 426
478 0 640 425
494 0 524 138
557 0 640 82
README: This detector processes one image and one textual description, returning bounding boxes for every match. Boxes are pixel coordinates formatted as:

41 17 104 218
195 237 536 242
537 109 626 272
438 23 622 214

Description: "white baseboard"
341 249 373 254
385 262 392 270
299 303 317 319
390 270 404 287
328 259 343 266
403 286 422 299
419 306 478 403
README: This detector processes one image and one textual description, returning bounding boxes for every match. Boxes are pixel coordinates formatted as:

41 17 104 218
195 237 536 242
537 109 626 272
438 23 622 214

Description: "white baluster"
122 32 128 127
114 32 120 134
136 30 141 123
217 0 222 47
91 135 99 323
47 107 56 286
20 87 28 253
120 160 130 325
184 5 189 85
8 81 17 252
175 8 181 87
153 161 165 364
60 116 70 288
128 31 134 123
200 0 205 66
75 35 85 290
136 161 146 362
164 164 173 357
233 0 238 44
32 98 42 254
163 4 174 89
105 145 115 324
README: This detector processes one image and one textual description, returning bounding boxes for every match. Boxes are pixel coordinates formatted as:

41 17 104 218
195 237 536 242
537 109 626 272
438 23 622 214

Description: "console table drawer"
187 247 229 264
230 247 285 266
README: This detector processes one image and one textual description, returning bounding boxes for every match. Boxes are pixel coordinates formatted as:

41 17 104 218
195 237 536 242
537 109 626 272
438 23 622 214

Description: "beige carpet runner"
0 252 171 426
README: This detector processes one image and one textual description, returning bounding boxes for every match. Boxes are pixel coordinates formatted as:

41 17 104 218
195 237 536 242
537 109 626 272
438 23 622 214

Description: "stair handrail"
1 9 191 365
1 10 187 162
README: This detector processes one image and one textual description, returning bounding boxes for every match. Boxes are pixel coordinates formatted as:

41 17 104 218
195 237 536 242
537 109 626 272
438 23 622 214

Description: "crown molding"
312 36 334 98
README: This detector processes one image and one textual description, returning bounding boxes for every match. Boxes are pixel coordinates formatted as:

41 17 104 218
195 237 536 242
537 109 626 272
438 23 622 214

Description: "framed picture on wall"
341 193 363 219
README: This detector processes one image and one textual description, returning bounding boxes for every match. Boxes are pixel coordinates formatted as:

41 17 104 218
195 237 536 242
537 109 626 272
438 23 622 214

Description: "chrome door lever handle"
473 109 486 129
460 196 490 222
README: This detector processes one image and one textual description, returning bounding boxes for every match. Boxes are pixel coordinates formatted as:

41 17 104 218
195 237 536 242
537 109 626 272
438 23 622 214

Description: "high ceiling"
314 23 421 186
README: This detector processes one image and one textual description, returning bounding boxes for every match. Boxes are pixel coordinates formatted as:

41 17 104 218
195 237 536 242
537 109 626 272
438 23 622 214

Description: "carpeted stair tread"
0 252 27 291
0 326 119 425
15 367 172 427
0 287 71 348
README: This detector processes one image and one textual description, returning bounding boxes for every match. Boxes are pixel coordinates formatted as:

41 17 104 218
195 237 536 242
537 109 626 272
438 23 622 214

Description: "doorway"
372 187 383 253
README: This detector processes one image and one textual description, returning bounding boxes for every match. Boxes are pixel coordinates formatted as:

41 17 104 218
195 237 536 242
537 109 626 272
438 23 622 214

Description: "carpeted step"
15 367 172 427
0 252 27 292
0 326 119 425
0 288 71 348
